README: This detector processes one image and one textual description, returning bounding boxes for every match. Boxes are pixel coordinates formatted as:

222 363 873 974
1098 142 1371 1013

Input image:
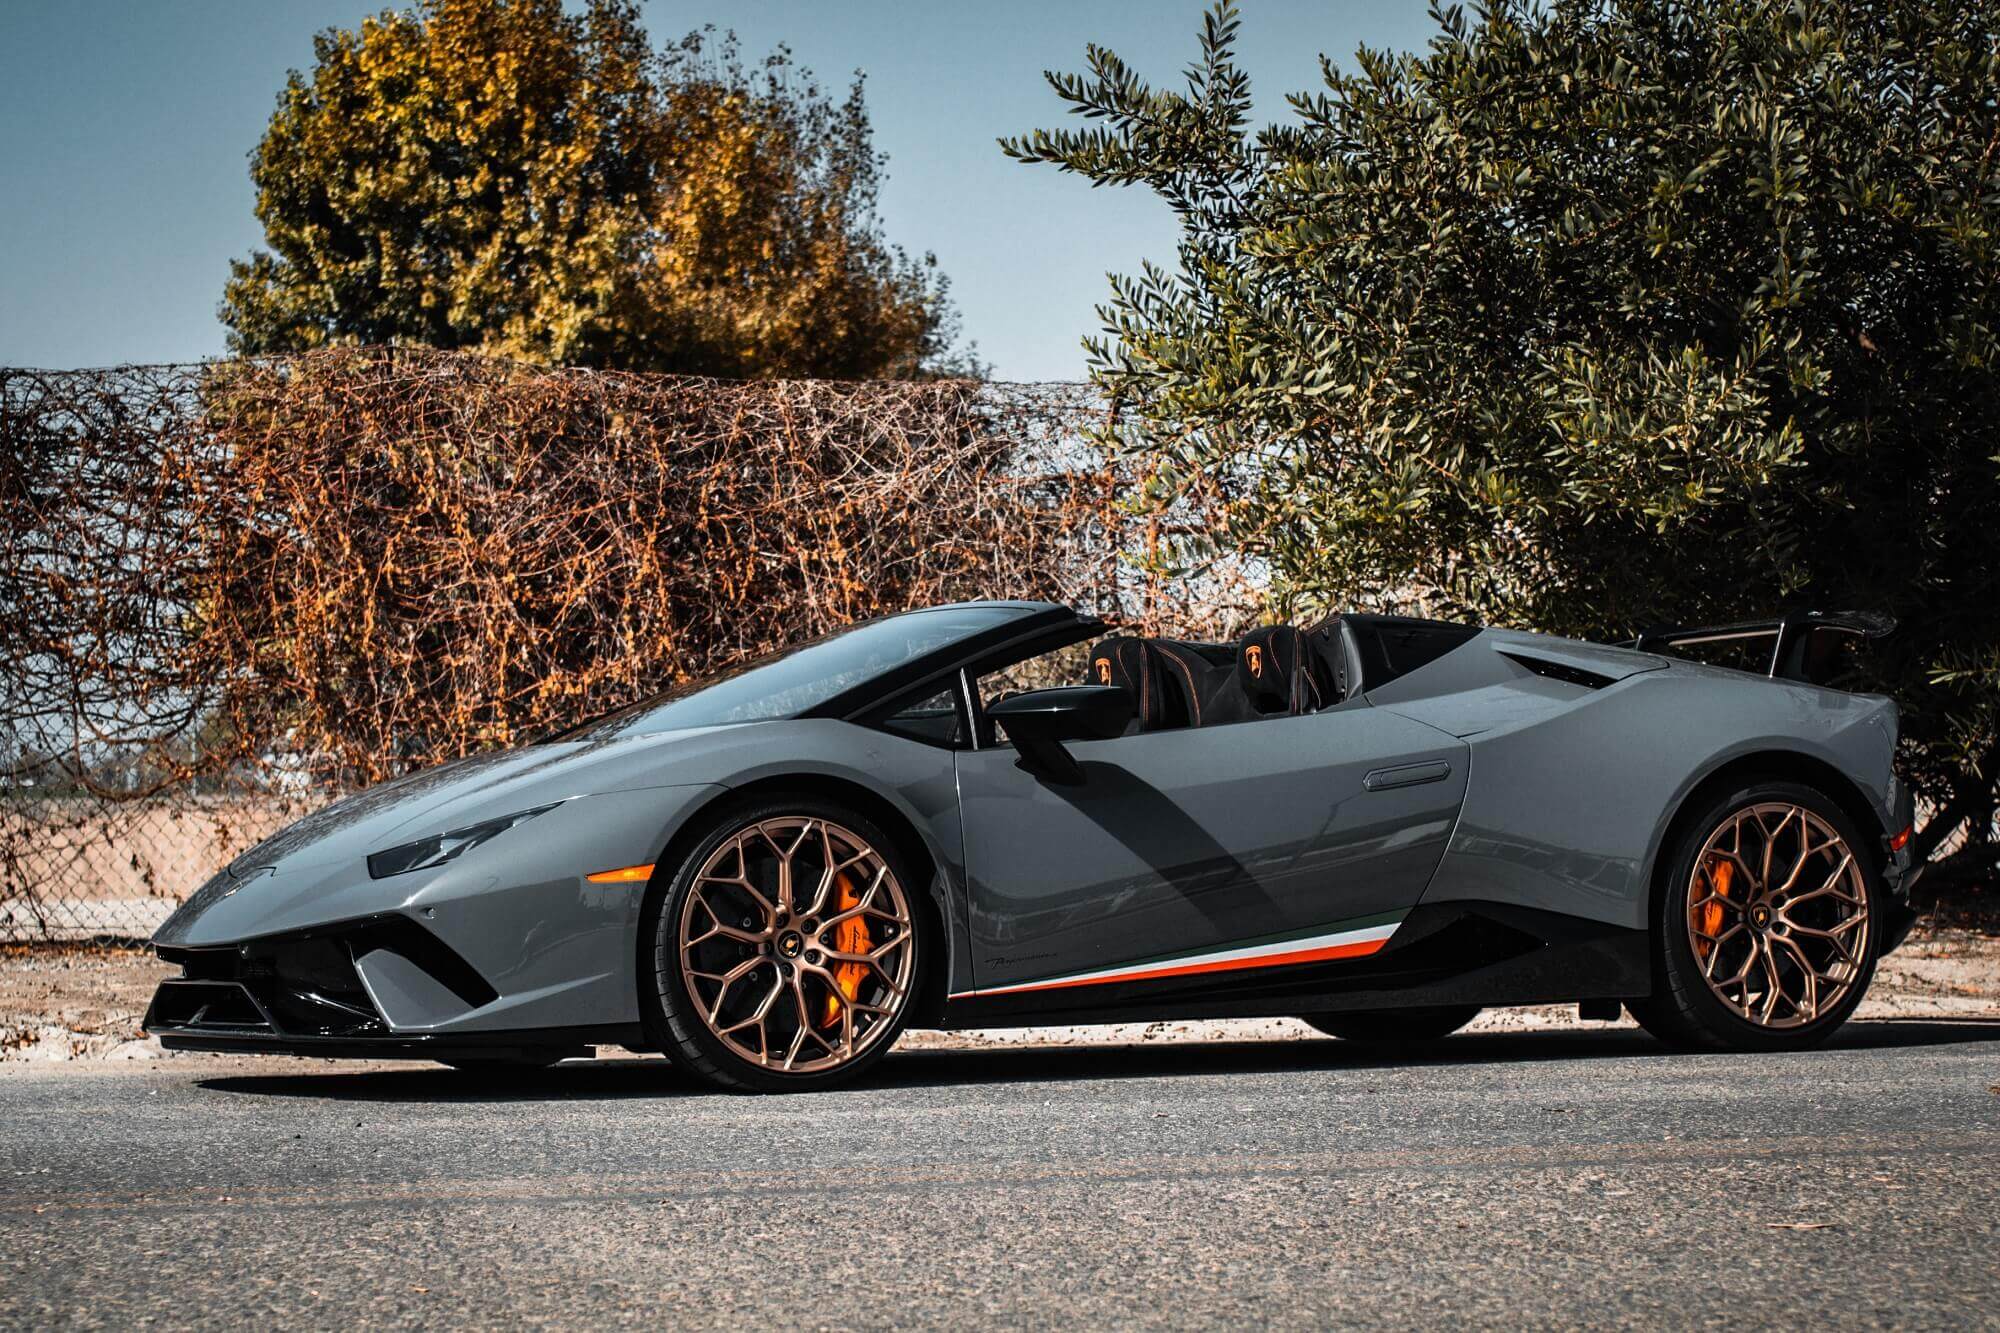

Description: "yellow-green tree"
222 0 970 378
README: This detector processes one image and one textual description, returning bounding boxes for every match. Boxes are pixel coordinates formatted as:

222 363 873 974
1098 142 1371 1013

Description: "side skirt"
938 902 1650 1030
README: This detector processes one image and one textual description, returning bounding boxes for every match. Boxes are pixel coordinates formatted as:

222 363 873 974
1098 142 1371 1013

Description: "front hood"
221 723 748 876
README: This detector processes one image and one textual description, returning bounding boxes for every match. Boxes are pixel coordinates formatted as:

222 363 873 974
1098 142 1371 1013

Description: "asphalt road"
3 1022 1999 1329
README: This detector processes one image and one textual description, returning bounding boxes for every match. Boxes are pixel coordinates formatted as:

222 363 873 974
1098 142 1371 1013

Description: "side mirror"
987 685 1133 783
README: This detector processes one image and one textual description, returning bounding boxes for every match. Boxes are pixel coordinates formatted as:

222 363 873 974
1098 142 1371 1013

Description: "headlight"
366 804 561 879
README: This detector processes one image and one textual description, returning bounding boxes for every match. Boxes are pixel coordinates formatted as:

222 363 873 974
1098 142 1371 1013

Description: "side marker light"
586 864 655 884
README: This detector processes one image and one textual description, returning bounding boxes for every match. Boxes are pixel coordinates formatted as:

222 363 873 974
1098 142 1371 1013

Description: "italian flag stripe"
953 915 1404 1000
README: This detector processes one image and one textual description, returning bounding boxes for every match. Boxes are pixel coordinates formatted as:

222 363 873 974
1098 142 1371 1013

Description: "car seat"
1152 638 1248 728
1235 625 1333 715
1302 616 1358 703
1086 635 1244 730
1085 636 1168 731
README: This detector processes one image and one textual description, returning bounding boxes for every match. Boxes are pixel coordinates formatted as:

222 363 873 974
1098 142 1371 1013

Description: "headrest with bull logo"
1236 625 1319 715
1084 636 1166 730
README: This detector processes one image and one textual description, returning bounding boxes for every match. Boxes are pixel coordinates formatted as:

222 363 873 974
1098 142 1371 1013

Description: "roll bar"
1632 610 1895 682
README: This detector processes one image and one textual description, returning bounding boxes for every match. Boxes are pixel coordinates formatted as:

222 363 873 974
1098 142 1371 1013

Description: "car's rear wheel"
642 797 926 1093
1631 780 1880 1052
1300 1006 1480 1044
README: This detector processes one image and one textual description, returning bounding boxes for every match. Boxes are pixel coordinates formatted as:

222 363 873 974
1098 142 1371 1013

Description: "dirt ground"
5 926 1998 1062
0 943 167 1061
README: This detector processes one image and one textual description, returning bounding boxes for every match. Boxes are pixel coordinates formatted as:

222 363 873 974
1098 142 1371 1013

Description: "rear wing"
1632 611 1895 684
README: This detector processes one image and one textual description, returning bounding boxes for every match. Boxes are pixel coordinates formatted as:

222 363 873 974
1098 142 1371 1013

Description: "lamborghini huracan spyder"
145 601 1921 1091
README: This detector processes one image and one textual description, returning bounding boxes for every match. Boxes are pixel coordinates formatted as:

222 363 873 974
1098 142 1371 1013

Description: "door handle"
1363 760 1452 792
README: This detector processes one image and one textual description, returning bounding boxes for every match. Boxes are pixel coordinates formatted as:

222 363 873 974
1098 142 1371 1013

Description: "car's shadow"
193 1017 2000 1105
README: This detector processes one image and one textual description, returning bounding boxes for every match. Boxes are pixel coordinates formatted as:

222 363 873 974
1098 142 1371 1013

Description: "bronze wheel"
1686 802 1872 1029
646 798 925 1091
1633 780 1880 1052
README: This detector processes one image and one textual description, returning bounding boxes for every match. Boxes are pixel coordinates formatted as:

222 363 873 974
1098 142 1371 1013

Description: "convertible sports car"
145 600 1922 1092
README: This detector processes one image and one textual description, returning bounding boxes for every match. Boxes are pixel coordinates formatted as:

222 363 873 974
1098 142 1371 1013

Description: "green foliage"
223 0 971 378
1009 1 2000 863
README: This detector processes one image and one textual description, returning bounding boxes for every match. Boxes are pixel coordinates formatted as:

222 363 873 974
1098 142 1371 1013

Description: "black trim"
152 1023 646 1062
146 980 277 1032
1633 610 1895 682
347 915 498 1008
1500 651 1616 690
150 913 498 1041
940 902 1651 1029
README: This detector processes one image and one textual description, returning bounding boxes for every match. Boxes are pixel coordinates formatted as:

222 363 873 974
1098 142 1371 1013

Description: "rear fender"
1415 665 1896 932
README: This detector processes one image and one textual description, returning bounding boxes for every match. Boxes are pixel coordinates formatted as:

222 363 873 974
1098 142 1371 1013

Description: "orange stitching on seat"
1107 642 1152 729
1158 644 1201 726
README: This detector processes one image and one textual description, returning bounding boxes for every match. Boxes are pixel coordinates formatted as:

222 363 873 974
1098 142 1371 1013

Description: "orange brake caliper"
1693 860 1733 959
823 871 872 1028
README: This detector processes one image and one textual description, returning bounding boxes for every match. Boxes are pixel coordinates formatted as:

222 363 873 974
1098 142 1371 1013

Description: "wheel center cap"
1750 904 1772 929
776 931 804 959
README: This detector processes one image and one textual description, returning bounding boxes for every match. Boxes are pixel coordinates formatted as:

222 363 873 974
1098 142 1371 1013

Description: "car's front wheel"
642 797 927 1093
1300 1006 1480 1044
1631 780 1880 1052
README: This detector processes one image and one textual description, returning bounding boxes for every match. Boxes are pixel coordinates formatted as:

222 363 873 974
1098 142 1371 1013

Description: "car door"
952 704 1468 1005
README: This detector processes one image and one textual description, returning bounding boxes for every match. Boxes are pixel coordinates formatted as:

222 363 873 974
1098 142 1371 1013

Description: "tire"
640 795 930 1093
1301 1005 1480 1044
1630 779 1881 1052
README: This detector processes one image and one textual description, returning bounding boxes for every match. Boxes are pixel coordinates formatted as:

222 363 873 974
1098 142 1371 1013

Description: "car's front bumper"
147 1025 631 1063
149 784 725 1037
141 912 644 1061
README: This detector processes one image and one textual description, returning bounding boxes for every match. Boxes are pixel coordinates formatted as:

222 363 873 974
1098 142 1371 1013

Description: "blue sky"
0 2 1440 380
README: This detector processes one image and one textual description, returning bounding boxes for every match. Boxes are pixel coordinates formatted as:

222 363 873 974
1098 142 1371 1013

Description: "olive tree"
1007 1 2000 883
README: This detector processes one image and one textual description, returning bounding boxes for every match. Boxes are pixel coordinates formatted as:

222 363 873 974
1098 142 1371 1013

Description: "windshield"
557 605 1027 741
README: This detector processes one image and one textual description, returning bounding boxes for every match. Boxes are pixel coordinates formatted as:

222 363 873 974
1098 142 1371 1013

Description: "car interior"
1079 620 1354 734
935 613 1485 748
1071 614 1486 736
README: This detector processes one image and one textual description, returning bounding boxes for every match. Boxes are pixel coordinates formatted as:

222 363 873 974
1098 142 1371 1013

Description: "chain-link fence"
1 349 1254 939
0 797 300 939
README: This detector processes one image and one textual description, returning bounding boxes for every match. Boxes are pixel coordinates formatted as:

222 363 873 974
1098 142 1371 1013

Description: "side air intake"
1500 651 1616 690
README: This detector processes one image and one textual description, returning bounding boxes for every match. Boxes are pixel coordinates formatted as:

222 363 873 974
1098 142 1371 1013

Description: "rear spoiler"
1632 611 1895 683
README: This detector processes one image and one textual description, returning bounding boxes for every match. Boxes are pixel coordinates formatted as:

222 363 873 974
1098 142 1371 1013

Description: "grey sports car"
144 600 1922 1092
